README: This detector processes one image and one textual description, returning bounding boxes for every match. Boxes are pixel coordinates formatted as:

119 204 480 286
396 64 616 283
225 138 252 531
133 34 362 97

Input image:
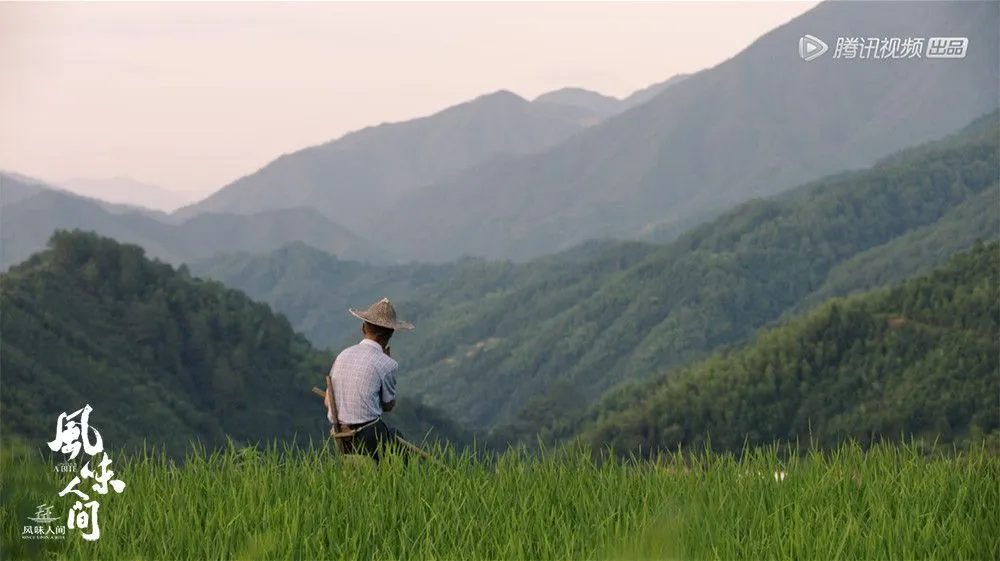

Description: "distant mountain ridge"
532 75 692 117
533 88 623 117
0 174 393 270
59 175 196 213
368 0 999 262
0 74 693 270
618 74 692 109
1 172 173 221
169 1 998 264
172 89 607 232
194 108 999 435
172 74 694 233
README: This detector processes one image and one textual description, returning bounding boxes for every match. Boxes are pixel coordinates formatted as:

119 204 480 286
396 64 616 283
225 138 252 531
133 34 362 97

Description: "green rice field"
3 439 997 560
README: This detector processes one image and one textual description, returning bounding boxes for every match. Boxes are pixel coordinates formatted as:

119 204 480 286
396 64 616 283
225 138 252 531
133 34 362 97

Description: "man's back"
330 338 398 425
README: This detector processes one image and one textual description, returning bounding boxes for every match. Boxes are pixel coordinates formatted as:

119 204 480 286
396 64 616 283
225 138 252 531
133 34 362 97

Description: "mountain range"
532 74 691 118
194 109 999 435
169 81 685 233
0 173 394 271
0 171 174 220
2 0 998 459
173 0 999 262
5 1 997 270
6 109 996 460
0 79 689 268
58 175 197 213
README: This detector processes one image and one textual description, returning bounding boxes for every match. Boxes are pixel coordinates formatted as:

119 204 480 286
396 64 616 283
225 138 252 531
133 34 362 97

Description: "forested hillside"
790 185 999 314
195 110 999 436
0 231 471 459
569 241 999 456
189 243 467 351
191 239 656 351
397 110 999 431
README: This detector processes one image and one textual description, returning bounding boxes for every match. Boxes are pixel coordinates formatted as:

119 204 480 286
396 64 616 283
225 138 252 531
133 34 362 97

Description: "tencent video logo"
799 34 829 61
798 34 969 61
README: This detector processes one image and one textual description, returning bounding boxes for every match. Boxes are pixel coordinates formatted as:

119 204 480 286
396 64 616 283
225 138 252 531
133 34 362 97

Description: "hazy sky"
1 1 819 200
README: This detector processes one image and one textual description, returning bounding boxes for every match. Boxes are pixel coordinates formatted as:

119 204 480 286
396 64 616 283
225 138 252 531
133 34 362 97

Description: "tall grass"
3 438 997 560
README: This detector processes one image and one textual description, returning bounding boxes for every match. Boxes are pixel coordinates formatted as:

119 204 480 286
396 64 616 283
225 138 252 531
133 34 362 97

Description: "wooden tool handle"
309 384 444 467
326 376 346 454
394 436 431 460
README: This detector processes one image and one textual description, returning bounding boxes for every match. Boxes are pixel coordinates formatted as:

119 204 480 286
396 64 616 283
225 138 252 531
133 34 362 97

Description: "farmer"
325 297 415 463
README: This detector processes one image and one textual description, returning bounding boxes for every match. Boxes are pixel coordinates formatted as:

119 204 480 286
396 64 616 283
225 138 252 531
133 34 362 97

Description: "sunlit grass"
2 438 997 560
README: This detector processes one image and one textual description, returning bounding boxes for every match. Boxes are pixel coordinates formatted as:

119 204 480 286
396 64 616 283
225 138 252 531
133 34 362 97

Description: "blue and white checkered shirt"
327 339 399 425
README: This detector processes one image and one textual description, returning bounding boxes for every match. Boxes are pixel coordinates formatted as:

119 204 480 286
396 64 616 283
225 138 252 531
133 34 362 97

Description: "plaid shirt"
327 339 398 425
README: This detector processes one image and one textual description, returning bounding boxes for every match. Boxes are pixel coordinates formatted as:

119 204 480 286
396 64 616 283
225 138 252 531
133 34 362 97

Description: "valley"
2 2 998 558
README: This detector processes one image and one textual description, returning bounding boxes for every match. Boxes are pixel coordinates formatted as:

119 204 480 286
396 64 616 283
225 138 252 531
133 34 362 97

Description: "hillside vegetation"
0 231 470 459
190 239 656 352
570 241 999 456
790 185 998 313
195 111 999 437
398 110 999 431
189 243 469 351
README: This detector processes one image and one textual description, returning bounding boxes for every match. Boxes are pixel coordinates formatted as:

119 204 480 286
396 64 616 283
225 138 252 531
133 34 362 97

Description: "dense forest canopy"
190 111 999 444
566 241 999 457
0 231 472 460
4 113 998 461
395 110 1000 432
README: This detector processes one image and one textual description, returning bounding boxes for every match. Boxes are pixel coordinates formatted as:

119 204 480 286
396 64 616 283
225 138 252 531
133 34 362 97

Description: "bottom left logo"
22 504 67 541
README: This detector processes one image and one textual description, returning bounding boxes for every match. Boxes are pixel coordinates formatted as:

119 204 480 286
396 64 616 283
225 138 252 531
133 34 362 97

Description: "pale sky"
0 1 819 202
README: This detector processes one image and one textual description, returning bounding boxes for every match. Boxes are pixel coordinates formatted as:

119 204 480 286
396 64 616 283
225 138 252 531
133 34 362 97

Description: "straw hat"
349 297 414 330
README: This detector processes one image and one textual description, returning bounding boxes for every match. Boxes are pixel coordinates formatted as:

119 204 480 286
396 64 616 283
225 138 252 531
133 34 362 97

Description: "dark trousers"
342 419 408 464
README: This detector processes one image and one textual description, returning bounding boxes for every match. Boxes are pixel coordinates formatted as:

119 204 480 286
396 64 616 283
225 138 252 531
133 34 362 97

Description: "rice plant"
2 437 996 560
